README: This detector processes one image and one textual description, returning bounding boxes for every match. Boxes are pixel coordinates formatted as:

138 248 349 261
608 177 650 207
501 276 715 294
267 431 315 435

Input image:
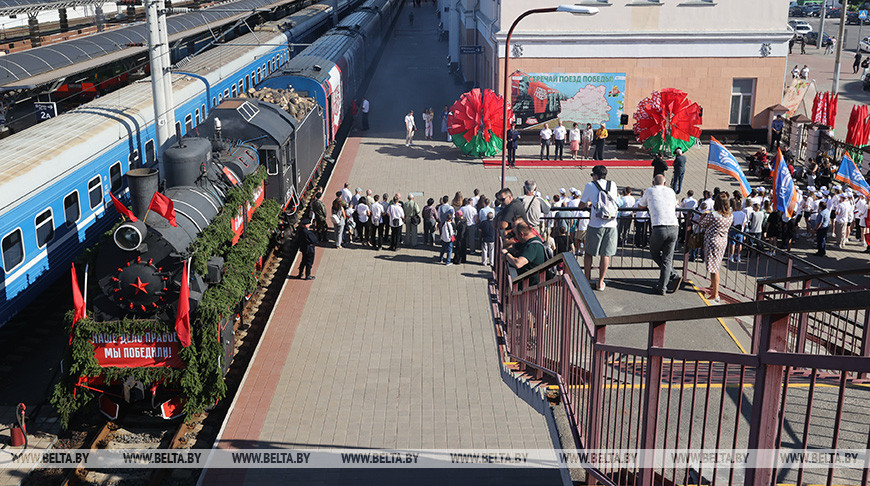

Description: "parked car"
788 20 813 37
859 35 870 52
790 5 807 16
805 4 822 16
804 31 834 46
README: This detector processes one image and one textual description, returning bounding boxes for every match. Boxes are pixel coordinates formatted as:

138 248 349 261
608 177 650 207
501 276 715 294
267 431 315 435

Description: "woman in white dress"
422 108 434 140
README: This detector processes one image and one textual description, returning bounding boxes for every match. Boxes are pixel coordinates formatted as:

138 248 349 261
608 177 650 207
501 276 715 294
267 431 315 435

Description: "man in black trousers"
296 219 318 280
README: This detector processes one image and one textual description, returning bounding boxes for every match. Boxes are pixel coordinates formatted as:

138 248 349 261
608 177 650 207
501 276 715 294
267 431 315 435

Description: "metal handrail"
757 266 870 286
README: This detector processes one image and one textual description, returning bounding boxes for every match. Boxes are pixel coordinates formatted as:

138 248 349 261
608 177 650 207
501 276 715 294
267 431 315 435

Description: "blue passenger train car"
0 0 362 326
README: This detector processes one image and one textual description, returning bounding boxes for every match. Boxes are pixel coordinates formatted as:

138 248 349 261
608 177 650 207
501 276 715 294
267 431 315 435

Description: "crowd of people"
301 148 869 298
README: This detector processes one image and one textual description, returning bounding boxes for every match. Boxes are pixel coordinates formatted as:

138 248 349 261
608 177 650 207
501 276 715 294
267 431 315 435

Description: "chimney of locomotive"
126 168 159 219
163 137 211 188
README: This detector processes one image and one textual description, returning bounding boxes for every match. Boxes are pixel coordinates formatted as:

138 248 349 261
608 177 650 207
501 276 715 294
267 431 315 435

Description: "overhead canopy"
0 0 295 90
0 0 105 17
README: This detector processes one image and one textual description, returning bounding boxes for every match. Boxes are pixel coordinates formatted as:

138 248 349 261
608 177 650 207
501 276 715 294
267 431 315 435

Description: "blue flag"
706 137 751 197
835 153 870 198
771 148 798 218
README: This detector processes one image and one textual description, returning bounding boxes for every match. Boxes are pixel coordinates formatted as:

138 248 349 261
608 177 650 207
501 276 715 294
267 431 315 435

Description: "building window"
1 228 24 272
88 176 103 209
35 208 54 248
730 78 755 126
64 191 80 226
109 162 122 192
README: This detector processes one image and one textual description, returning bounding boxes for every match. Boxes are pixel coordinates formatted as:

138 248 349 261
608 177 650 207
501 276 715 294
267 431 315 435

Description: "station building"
440 0 791 131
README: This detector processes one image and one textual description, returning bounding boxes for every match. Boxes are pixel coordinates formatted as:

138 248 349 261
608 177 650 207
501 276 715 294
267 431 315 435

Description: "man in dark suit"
507 123 520 167
296 219 318 280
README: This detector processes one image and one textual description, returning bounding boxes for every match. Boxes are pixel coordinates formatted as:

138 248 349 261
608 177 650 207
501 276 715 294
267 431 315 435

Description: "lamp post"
500 4 599 189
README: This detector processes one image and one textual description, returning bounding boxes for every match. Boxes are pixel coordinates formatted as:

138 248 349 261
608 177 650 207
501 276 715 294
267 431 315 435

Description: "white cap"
570 187 578 194
758 187 767 193
559 188 566 194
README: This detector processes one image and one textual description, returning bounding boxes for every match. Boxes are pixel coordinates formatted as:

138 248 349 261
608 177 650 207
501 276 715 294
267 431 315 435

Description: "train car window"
212 96 217 107
201 104 206 118
145 140 155 166
63 191 80 226
87 176 103 209
185 114 193 132
263 63 267 75
231 84 237 97
175 121 182 138
256 68 261 82
195 108 200 125
237 80 243 94
109 162 122 192
1 228 24 272
223 88 229 99
245 75 250 91
129 149 139 167
34 208 54 248
260 148 278 175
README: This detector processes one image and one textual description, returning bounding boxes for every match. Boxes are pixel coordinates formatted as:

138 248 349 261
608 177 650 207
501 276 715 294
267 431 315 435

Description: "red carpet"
482 159 670 168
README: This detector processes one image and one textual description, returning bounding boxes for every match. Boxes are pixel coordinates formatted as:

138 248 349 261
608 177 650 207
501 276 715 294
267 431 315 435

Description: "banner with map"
509 71 626 130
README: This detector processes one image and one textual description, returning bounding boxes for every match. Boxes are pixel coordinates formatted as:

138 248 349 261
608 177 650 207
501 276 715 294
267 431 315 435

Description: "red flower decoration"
447 88 513 143
632 88 702 148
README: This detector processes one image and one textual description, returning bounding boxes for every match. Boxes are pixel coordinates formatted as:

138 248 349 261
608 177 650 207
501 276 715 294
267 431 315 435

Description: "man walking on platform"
404 109 417 146
296 219 318 280
637 174 682 295
361 98 370 130
671 148 686 194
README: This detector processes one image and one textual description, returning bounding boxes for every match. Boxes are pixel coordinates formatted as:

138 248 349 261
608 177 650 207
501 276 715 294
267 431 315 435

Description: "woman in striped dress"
700 193 733 303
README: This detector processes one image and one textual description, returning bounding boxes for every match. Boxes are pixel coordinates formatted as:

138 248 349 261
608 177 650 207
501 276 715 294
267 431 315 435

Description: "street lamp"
500 4 599 189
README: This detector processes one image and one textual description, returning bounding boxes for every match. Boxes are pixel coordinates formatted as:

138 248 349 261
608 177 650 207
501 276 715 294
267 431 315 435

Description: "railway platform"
202 2 870 486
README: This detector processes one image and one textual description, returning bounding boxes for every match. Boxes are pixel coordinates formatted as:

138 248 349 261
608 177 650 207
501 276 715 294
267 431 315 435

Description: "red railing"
494 234 870 486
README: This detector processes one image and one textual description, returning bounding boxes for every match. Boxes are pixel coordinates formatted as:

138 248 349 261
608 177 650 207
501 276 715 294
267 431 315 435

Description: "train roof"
0 0 295 89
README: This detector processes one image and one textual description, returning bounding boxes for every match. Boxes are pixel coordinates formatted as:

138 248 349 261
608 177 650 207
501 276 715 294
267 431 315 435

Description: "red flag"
148 192 177 227
174 260 191 347
70 263 85 345
110 193 137 222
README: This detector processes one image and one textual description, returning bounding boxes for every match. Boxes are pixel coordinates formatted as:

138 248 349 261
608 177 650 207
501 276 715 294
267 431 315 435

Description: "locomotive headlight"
114 221 146 251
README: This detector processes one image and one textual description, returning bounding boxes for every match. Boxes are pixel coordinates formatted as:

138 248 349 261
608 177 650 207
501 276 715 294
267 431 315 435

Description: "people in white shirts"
404 110 417 146
356 199 371 244
552 120 567 160
854 194 868 248
370 194 385 249
617 187 635 246
386 194 405 250
728 198 747 263
569 123 582 159
341 183 353 204
833 194 853 248
636 175 681 294
461 199 477 254
539 124 553 160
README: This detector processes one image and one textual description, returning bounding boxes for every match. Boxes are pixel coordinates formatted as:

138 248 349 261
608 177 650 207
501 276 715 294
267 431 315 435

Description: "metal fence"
494 232 870 486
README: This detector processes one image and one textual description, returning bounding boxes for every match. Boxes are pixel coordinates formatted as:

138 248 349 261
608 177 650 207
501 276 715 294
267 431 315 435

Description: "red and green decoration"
632 88 702 154
447 88 514 157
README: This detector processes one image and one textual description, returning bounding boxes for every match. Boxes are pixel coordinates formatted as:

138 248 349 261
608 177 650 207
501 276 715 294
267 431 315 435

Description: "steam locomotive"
53 0 400 423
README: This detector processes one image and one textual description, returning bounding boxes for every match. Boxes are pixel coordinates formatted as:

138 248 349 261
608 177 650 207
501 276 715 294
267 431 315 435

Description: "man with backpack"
578 165 619 290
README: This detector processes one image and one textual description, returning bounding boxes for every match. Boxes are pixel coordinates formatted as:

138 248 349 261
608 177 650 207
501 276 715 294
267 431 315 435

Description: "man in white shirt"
539 124 553 160
552 120 567 160
855 194 868 248
370 194 385 249
462 198 478 254
386 194 405 251
341 183 353 204
404 110 417 146
636 175 680 295
356 199 370 244
361 98 370 130
834 194 853 248
579 165 619 290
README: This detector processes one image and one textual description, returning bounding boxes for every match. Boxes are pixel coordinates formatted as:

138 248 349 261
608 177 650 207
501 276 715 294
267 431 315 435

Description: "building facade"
442 0 791 130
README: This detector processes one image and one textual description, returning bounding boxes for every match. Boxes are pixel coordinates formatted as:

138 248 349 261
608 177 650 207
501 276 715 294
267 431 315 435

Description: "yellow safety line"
686 279 748 354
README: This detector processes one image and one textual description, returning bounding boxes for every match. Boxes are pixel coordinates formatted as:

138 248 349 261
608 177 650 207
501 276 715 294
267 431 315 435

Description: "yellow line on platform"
686 279 748 354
